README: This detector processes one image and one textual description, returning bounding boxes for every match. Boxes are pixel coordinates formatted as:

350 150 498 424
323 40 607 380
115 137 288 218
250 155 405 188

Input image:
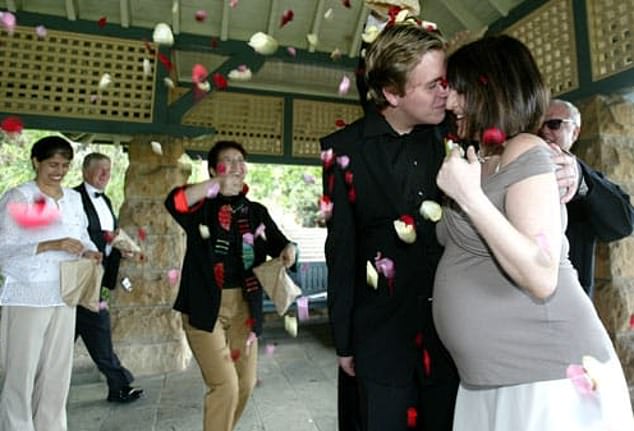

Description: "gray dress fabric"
433 145 614 388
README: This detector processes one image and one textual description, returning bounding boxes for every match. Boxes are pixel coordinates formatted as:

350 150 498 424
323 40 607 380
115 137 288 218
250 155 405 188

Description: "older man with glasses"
538 98 634 298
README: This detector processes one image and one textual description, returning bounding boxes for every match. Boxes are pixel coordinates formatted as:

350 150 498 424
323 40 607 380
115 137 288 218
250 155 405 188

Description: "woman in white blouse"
0 136 101 431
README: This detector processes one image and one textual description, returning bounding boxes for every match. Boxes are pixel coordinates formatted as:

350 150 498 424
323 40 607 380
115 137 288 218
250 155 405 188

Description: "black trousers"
75 305 133 392
339 368 458 431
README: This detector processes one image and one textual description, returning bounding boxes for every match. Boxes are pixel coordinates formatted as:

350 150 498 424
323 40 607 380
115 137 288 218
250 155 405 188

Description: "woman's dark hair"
207 140 247 174
30 136 74 162
447 35 549 144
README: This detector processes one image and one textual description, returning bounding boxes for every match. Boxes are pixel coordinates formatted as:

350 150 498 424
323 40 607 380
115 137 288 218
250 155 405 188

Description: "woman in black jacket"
165 140 296 431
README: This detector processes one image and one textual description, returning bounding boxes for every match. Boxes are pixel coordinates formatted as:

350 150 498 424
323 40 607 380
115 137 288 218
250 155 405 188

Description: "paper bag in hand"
253 258 302 316
111 228 142 254
60 258 104 312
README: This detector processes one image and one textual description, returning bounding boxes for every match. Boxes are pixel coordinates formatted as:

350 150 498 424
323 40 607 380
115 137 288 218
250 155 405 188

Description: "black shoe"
107 386 144 403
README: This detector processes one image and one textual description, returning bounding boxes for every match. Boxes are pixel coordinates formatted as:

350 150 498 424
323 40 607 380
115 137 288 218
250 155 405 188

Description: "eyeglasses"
542 118 575 130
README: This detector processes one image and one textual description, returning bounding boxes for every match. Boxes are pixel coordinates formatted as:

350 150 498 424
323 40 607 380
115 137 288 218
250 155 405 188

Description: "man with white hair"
539 99 634 297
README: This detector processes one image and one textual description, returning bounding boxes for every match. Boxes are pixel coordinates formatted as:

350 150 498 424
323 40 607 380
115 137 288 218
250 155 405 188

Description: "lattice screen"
292 99 363 158
587 0 634 80
0 26 156 122
182 92 284 155
504 0 578 96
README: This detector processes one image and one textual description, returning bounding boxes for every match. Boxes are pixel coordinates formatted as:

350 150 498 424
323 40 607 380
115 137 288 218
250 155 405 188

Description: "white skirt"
453 357 634 431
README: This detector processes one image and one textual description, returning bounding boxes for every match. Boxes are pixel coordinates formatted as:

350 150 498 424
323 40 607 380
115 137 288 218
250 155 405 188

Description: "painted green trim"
185 151 320 166
0 111 213 137
560 68 634 101
571 0 592 89
283 96 294 157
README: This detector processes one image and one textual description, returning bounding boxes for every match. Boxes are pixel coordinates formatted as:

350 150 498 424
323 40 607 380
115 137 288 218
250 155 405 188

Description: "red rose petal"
1 116 23 134
97 17 107 28
280 9 294 28
482 127 506 146
407 407 417 428
230 349 241 362
212 72 228 90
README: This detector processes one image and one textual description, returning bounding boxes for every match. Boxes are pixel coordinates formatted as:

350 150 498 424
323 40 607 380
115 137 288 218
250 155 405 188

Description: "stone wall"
73 136 193 375
574 95 634 391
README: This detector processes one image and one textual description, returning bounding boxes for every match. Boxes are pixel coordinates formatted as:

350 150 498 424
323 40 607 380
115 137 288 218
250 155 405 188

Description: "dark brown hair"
447 35 549 144
365 24 446 109
30 136 74 162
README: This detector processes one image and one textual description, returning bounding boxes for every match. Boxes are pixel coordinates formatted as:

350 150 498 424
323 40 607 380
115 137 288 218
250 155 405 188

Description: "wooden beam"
308 0 326 53
266 0 279 36
119 0 130 28
5 0 21 13
486 0 512 16
65 0 78 21
349 6 370 57
442 0 484 30
220 0 230 41
172 0 180 35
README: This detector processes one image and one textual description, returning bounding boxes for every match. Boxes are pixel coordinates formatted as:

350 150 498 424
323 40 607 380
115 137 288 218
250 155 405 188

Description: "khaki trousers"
0 305 76 431
183 289 258 431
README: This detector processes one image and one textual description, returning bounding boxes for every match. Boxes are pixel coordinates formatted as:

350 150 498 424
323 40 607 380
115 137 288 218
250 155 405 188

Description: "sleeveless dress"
432 146 634 430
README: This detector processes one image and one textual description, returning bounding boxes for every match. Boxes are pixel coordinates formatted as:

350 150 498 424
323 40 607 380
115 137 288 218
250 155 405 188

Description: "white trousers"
0 305 76 431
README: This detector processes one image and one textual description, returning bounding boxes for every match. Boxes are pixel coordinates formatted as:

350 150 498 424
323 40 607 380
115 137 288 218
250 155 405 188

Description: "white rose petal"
393 220 416 244
284 315 298 338
228 66 252 81
306 33 318 48
150 141 163 155
248 32 278 55
366 261 378 289
361 26 380 44
153 23 174 46
198 224 210 239
98 73 113 91
419 200 442 222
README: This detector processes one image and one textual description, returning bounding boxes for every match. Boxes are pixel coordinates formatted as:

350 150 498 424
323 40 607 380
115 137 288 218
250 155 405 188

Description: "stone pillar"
109 135 192 375
574 95 634 391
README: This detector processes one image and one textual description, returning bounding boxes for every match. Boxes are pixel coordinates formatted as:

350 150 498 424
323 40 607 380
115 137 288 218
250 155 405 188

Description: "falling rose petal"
245 317 256 330
324 8 333 20
265 343 276 357
196 81 211 92
407 407 417 428
400 214 415 226
98 300 109 311
35 25 47 39
318 195 333 221
254 223 266 240
566 364 594 395
341 0 351 8
230 349 241 362
347 187 357 203
374 253 395 280
414 332 423 347
90 94 99 104
164 77 175 88
582 355 605 390
217 162 226 175
284 315 298 338
212 72 228 90
210 37 219 48
336 155 349 169
199 224 211 239
167 269 180 286
306 33 318 48
330 48 342 61
192 64 208 84
423 349 432 375
150 141 163 155
366 261 378 289
361 26 380 44
153 23 174 46
194 10 208 22
242 232 254 246
97 16 107 28
482 127 506 146
7 200 60 228
335 119 347 128
248 32 279 55
419 200 442 222
422 20 438 32
142 58 152 77
137 227 147 241
287 46 297 57
394 218 416 243
98 73 113 91
157 52 173 71
103 230 115 244
630 314 634 330
229 0 239 7
228 65 252 81
206 182 220 198
439 77 449 89
1 116 24 134
296 296 310 321
344 171 353 185
280 9 294 28
0 11 16 35
302 173 316 184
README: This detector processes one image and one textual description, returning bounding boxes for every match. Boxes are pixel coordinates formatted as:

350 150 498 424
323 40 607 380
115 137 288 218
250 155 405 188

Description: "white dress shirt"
83 183 115 232
0 181 97 307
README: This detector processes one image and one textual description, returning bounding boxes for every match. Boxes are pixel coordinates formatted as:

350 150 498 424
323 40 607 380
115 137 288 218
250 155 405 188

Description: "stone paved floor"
67 321 338 431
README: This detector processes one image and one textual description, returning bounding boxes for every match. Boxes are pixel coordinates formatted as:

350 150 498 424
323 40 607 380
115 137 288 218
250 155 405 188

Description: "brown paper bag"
111 228 142 253
253 258 302 316
60 258 104 312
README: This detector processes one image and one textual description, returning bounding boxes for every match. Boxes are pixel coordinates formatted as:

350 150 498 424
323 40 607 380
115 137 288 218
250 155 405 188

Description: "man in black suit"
321 24 458 431
74 153 143 403
538 99 634 298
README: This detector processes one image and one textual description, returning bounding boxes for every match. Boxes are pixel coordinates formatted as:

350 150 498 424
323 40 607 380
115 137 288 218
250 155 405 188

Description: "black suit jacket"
566 159 634 296
74 183 122 290
321 109 457 385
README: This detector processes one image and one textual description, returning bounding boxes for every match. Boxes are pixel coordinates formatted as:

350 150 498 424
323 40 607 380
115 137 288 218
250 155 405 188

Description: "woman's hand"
436 146 483 209
279 243 297 268
82 250 103 264
37 237 84 255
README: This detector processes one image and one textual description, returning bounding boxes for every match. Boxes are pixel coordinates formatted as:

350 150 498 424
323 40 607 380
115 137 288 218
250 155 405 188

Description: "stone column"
574 95 634 391
109 135 192 375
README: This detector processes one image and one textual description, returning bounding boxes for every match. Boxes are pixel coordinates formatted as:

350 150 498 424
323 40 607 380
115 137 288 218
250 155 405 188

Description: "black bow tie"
94 192 105 198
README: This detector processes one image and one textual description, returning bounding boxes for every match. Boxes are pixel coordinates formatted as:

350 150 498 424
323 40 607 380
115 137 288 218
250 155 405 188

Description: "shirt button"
417 191 423 196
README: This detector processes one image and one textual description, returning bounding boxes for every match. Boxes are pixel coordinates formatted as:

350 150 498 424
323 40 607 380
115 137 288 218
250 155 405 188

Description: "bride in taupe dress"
432 35 633 431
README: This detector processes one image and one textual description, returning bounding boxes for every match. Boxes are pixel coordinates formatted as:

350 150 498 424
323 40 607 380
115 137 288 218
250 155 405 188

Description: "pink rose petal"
336 155 350 169
287 46 296 57
167 269 180 286
7 199 60 229
338 75 351 95
566 364 594 395
242 232 254 246
206 182 220 198
254 223 266 240
297 296 310 321
302 173 316 184
0 12 16 35
265 343 276 357
35 25 47 38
